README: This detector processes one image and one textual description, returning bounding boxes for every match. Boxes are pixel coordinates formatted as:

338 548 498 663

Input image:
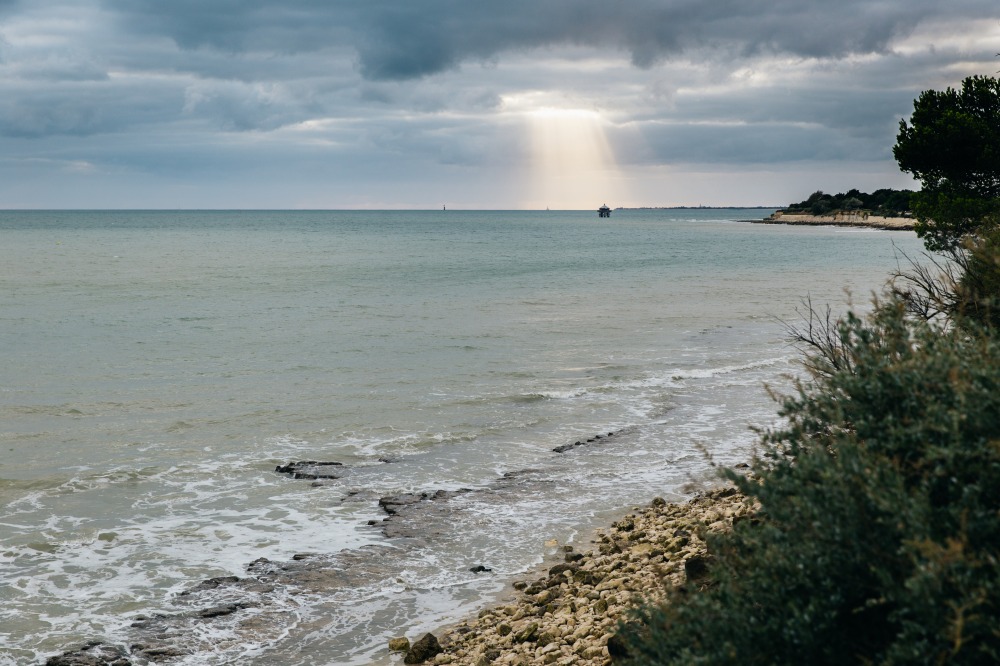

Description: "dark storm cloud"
107 0 993 80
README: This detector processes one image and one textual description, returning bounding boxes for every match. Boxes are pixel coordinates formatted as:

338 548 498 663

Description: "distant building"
598 204 611 218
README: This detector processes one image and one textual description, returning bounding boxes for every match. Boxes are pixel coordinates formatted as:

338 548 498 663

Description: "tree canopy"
894 75 1000 251
784 188 914 216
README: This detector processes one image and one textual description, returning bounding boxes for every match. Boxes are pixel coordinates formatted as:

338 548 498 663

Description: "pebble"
397 486 754 665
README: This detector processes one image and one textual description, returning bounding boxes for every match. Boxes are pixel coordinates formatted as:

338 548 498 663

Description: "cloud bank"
1 1 998 207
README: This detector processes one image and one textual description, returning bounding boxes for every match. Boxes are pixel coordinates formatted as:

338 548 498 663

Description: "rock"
198 603 242 619
404 633 443 664
513 623 539 643
423 488 751 666
179 575 240 595
684 554 713 581
469 565 493 573
606 633 631 660
389 637 411 651
547 563 577 576
477 648 501 664
134 646 190 659
275 461 343 478
45 642 132 666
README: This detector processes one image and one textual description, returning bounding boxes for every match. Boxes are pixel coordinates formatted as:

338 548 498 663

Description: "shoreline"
753 211 915 230
389 484 753 665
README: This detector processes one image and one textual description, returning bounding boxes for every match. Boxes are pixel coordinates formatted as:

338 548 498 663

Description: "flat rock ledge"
403 485 754 666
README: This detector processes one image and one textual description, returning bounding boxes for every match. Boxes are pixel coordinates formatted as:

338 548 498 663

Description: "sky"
1 1 999 209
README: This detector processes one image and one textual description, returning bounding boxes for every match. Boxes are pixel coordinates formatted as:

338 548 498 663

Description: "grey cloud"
0 79 184 137
622 120 884 166
106 0 996 80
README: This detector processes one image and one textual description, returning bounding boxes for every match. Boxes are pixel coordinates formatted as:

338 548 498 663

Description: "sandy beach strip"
754 211 915 230
389 484 754 666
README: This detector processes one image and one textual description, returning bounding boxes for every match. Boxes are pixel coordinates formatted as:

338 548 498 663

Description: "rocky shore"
755 210 915 230
45 460 752 666
391 485 754 666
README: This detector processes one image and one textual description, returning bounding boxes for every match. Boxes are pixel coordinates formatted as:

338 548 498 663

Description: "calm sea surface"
0 210 923 664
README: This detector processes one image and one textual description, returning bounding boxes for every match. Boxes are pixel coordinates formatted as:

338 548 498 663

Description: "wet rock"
377 488 474 539
180 575 240 595
403 632 443 664
198 603 243 619
469 565 493 573
553 430 620 452
45 642 132 666
134 646 190 660
547 563 577 576
378 492 428 515
274 461 343 480
389 637 411 651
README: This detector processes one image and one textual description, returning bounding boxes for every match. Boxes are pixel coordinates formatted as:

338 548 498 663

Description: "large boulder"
403 632 442 664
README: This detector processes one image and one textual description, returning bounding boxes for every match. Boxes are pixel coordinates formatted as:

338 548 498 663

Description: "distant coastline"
753 210 915 231
617 206 780 210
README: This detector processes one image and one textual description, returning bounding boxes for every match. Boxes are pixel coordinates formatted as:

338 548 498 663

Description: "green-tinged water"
0 209 923 664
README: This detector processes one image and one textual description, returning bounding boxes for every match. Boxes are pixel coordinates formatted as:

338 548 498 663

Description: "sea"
0 209 924 665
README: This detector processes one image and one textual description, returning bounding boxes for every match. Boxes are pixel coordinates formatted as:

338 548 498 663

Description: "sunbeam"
505 94 628 210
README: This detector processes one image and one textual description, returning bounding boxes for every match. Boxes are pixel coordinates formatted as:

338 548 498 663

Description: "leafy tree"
784 189 914 216
894 75 1000 251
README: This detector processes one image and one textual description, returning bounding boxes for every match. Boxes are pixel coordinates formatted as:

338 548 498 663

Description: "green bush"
956 222 1000 330
622 299 1000 665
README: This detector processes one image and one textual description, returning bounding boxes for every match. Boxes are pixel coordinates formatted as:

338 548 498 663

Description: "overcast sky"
2 1 998 209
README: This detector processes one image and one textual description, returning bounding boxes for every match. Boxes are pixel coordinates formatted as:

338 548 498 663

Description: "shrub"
622 298 1000 665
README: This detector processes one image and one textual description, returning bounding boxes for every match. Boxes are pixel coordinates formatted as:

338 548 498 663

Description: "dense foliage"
784 188 914 216
622 76 1000 665
621 300 1000 665
894 75 1000 251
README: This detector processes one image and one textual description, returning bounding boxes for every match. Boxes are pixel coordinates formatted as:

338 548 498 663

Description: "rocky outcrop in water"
552 431 621 454
44 642 131 665
273 460 343 479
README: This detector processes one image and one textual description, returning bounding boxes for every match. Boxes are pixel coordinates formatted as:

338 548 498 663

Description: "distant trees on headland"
783 188 915 217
